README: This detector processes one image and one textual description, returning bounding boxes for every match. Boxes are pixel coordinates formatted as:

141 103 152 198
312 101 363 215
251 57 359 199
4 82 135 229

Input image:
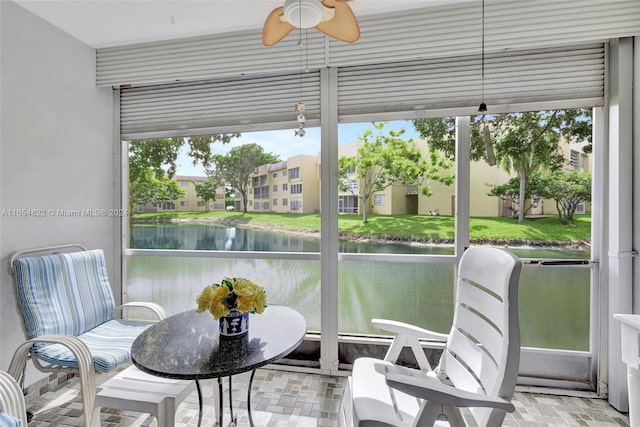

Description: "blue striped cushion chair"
12 249 153 373
0 413 21 427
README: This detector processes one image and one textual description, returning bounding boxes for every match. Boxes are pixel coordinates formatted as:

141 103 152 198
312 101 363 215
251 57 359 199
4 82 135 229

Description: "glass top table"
131 305 306 426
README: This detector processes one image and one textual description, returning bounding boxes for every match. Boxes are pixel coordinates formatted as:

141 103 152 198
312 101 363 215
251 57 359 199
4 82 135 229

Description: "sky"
174 120 420 176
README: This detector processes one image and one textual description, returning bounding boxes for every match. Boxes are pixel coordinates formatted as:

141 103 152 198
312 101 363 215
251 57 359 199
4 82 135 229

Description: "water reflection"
132 224 319 252
131 223 589 259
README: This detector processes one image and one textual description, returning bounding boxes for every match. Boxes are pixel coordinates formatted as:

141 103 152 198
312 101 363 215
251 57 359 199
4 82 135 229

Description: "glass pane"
466 109 593 352
126 127 321 252
518 264 590 351
127 255 322 331
338 260 455 335
337 121 456 255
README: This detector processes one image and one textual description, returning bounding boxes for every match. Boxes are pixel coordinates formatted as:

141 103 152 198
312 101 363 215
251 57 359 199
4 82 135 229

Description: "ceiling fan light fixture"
284 0 324 29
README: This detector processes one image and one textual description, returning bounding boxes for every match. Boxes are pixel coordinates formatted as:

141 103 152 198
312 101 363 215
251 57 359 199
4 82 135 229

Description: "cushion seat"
0 413 22 427
33 319 154 373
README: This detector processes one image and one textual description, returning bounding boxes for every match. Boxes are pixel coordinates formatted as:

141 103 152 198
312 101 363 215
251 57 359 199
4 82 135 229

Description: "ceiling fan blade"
316 1 360 43
262 6 295 46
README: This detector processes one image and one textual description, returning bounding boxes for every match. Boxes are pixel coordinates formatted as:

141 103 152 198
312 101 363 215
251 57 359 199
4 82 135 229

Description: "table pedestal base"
196 370 257 427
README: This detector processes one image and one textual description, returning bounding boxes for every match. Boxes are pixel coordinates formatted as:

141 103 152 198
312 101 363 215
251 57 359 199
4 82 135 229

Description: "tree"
129 169 186 211
338 122 453 224
128 133 240 211
128 134 241 181
487 175 543 219
193 178 221 212
536 170 592 224
208 143 280 213
412 109 592 222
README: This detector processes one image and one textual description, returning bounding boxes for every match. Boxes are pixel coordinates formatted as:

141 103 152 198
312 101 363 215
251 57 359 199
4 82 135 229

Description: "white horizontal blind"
120 71 320 138
98 29 326 87
329 0 639 66
96 0 639 87
337 44 605 117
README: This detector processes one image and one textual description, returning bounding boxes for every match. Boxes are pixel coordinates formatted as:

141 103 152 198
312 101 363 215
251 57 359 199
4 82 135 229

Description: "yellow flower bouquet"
196 277 267 320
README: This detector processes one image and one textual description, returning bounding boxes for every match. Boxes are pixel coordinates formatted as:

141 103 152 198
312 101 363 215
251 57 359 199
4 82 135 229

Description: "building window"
272 172 278 178
273 184 278 192
180 182 189 187
289 167 300 179
282 170 287 177
197 201 205 207
374 194 386 205
252 177 259 187
290 200 301 211
341 166 356 175
283 183 288 191
180 201 189 207
254 187 261 198
283 198 288 206
342 178 358 192
338 195 358 214
263 202 270 210
260 175 267 185
291 183 302 194
570 151 578 168
273 199 277 206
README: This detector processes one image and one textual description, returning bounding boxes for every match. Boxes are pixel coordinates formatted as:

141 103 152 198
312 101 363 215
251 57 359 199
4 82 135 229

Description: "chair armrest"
385 372 515 412
115 302 168 320
372 319 448 371
8 335 99 426
372 319 449 342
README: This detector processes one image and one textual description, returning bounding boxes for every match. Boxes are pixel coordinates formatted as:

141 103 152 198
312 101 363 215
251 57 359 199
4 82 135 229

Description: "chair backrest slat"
446 328 499 392
457 278 507 333
454 304 504 372
12 250 116 339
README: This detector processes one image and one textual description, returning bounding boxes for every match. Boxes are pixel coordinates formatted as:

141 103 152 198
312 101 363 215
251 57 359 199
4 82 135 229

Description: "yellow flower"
236 295 255 312
196 277 267 318
232 278 255 296
195 286 215 313
253 288 267 314
210 301 231 319
209 285 231 319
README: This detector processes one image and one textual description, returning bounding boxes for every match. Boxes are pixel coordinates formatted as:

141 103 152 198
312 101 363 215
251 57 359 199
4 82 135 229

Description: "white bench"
94 365 195 427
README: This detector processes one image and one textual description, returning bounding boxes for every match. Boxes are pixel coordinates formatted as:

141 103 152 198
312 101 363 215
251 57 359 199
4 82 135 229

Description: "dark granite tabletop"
131 305 306 380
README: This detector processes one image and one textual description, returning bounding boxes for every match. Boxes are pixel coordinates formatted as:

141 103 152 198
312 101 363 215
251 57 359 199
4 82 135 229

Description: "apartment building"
153 140 591 217
247 155 320 214
138 175 227 213
337 138 591 218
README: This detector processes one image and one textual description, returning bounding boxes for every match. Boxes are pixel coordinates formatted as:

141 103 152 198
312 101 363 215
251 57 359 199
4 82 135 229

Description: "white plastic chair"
0 371 28 427
341 247 522 427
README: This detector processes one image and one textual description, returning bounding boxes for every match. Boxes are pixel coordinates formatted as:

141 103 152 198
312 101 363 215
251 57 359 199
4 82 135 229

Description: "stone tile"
25 368 629 427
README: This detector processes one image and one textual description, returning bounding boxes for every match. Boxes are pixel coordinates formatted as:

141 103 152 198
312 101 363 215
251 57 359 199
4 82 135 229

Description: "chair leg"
156 396 177 427
414 401 466 427
9 336 98 427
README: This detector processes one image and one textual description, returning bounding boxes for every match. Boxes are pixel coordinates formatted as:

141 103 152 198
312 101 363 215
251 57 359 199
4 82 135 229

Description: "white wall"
0 1 116 377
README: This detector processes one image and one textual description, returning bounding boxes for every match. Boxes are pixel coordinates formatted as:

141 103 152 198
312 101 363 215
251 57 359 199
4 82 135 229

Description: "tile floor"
26 365 630 426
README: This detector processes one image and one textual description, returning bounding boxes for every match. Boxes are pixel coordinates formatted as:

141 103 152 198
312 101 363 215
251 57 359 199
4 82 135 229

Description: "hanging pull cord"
478 0 487 113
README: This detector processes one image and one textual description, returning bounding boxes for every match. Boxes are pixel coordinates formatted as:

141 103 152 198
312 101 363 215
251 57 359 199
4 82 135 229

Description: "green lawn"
133 211 591 244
